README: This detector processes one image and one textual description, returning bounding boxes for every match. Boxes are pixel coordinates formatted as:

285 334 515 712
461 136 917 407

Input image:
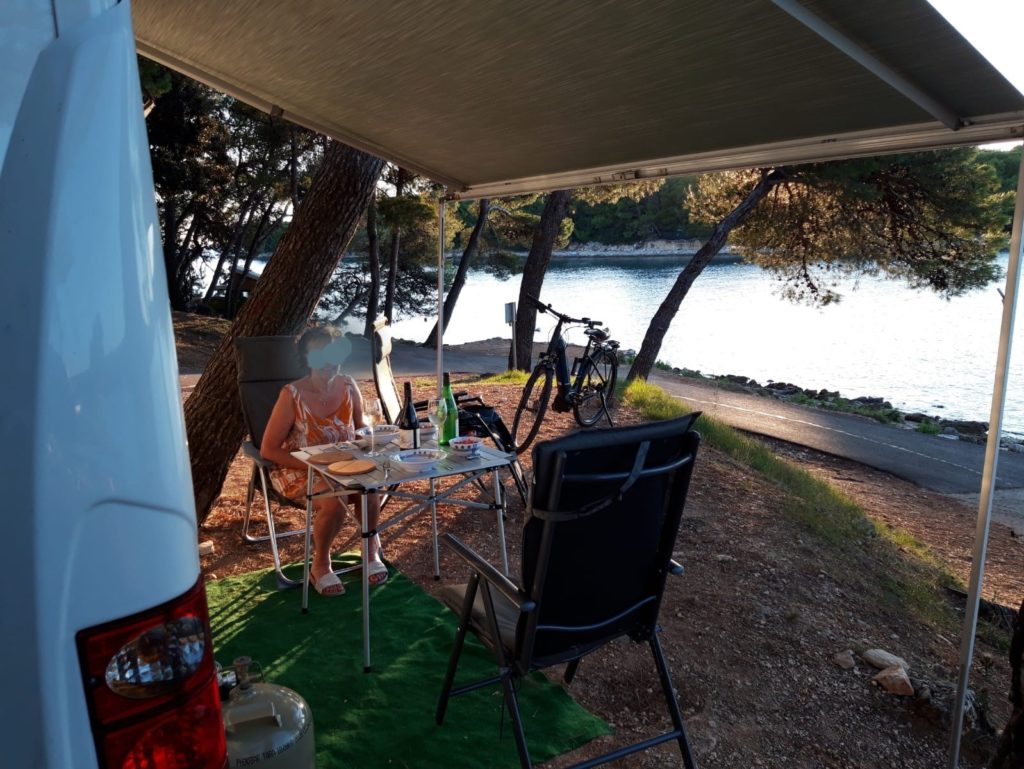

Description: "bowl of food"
448 436 483 457
392 448 446 472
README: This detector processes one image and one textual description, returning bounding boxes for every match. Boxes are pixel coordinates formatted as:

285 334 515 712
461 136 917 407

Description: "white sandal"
312 571 346 596
367 560 389 586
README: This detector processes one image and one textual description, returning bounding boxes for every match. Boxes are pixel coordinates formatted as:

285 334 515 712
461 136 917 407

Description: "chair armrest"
241 441 275 469
413 392 485 412
668 559 684 576
416 393 481 407
410 400 439 425
442 533 534 613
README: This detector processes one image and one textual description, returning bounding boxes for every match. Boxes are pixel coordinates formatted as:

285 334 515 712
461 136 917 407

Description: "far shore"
336 239 744 262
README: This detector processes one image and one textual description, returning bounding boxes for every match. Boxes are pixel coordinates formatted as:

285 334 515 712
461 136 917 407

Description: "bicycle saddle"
584 327 610 342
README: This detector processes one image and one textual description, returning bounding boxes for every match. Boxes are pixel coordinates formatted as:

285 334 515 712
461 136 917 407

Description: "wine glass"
427 398 447 446
364 398 383 456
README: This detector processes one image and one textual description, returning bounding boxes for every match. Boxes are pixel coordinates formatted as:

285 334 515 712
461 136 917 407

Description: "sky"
928 0 1024 149
929 0 1024 92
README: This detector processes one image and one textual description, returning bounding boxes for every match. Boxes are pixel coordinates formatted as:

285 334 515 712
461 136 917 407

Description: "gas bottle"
220 656 316 769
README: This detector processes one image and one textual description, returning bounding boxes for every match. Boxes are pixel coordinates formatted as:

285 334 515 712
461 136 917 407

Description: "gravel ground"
194 377 1019 768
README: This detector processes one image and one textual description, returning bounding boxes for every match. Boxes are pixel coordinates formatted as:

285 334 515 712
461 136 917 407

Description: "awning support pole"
436 194 445 397
770 0 962 130
948 145 1024 768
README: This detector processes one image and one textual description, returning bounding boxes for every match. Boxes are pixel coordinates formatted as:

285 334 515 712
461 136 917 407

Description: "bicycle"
511 295 620 454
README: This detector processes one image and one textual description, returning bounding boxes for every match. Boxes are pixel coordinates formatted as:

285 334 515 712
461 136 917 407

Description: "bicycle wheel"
512 366 553 454
574 348 618 427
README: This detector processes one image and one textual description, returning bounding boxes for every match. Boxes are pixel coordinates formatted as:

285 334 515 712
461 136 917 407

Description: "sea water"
389 253 1024 435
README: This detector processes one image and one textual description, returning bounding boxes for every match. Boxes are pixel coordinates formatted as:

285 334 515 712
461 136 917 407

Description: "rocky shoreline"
553 239 740 258
659 366 1024 451
447 336 1024 449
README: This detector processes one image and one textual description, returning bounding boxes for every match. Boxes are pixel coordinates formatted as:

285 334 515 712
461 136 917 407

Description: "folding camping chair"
234 335 309 589
436 413 702 769
370 316 528 504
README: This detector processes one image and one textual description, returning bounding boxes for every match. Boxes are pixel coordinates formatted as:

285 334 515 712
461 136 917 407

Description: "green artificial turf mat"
206 557 611 768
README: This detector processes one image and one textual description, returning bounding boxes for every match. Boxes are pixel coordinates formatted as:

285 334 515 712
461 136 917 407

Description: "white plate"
392 448 445 472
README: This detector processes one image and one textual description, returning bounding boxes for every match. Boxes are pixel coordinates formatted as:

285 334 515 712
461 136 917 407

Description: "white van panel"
0 2 199 766
0 2 55 164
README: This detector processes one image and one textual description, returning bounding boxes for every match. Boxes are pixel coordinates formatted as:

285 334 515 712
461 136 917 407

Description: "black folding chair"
436 413 702 769
370 316 528 504
234 335 309 589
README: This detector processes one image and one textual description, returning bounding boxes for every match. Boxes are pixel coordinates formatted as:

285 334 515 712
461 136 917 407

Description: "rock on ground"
863 648 911 672
873 665 915 696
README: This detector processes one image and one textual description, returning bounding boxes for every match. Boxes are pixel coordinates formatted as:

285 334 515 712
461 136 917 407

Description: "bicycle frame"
538 311 601 413
511 295 619 453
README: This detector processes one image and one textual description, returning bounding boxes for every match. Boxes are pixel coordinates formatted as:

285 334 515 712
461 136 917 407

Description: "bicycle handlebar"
523 295 602 327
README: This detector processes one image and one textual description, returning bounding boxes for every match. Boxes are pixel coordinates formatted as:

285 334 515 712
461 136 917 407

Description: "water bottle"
441 372 458 446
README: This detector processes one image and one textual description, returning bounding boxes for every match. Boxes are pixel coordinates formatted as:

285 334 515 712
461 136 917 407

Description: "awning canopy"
133 0 1024 200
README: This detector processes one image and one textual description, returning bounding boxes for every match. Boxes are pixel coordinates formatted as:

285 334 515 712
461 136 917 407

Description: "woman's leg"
363 494 388 584
342 493 386 584
343 492 382 561
311 493 348 582
366 494 382 562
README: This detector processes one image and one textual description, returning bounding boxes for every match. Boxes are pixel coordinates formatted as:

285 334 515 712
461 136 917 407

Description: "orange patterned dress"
269 381 357 501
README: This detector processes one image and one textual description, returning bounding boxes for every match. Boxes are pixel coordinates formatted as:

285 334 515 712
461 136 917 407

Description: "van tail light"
77 579 227 769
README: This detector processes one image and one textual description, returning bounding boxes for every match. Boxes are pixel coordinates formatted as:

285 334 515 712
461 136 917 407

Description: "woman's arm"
346 376 367 428
260 387 307 470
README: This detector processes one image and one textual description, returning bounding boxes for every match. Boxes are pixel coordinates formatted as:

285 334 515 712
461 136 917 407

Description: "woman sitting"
261 326 386 596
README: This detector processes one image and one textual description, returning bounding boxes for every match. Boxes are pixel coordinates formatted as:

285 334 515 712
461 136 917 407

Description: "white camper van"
0 2 227 767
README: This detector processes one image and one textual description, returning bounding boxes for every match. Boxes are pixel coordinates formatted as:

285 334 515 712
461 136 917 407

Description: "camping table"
293 441 514 671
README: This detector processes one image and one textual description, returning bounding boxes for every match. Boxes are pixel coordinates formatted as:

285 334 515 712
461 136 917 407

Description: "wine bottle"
398 381 420 449
441 372 458 446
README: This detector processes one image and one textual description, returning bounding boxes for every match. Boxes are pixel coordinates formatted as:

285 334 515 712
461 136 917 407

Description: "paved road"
650 373 1024 494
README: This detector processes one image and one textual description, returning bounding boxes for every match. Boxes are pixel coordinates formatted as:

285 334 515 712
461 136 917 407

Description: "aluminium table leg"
361 492 371 673
430 477 440 580
493 469 509 576
302 466 313 613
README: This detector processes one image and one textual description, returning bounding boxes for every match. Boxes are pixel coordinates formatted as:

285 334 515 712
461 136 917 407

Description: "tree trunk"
510 190 572 371
423 199 490 348
162 204 187 310
332 289 367 326
227 199 274 318
626 169 786 384
289 125 300 211
364 196 381 337
204 194 257 304
384 168 407 322
174 216 199 277
384 227 401 321
171 204 202 308
992 598 1024 768
183 142 384 522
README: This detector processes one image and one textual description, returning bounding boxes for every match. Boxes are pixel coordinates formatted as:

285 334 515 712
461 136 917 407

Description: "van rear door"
0 2 223 766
